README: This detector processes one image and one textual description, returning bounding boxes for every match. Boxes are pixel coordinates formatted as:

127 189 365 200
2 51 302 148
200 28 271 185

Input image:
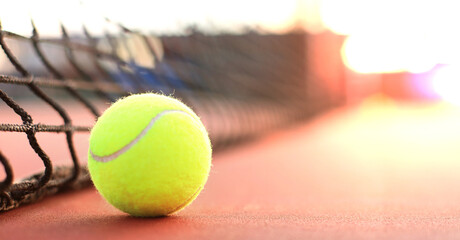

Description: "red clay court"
3 99 460 239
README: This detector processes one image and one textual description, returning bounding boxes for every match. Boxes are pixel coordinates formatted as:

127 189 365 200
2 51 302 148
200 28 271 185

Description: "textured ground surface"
3 99 460 239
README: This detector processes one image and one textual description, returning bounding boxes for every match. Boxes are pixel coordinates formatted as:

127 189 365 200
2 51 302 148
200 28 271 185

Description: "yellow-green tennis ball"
88 93 212 217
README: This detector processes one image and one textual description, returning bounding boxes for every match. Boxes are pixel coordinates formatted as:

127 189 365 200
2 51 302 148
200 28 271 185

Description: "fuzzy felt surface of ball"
88 93 212 217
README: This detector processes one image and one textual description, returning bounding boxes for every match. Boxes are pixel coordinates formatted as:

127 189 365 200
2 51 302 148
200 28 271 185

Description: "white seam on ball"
90 109 197 163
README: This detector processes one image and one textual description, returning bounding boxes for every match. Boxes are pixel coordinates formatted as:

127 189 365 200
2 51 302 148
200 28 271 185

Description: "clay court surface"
3 98 460 239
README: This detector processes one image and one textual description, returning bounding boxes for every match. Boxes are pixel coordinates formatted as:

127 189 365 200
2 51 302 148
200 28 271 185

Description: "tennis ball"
88 93 212 217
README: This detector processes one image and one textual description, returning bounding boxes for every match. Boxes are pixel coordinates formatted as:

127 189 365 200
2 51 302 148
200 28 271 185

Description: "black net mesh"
0 15 337 212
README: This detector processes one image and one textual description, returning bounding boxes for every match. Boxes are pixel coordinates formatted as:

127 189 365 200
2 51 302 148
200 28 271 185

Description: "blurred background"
2 0 460 104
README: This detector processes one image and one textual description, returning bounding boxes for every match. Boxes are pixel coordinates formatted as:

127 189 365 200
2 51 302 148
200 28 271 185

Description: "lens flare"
321 0 460 74
432 65 460 105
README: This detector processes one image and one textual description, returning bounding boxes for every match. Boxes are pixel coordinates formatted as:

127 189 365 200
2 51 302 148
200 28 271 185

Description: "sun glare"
321 0 460 74
432 65 460 105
